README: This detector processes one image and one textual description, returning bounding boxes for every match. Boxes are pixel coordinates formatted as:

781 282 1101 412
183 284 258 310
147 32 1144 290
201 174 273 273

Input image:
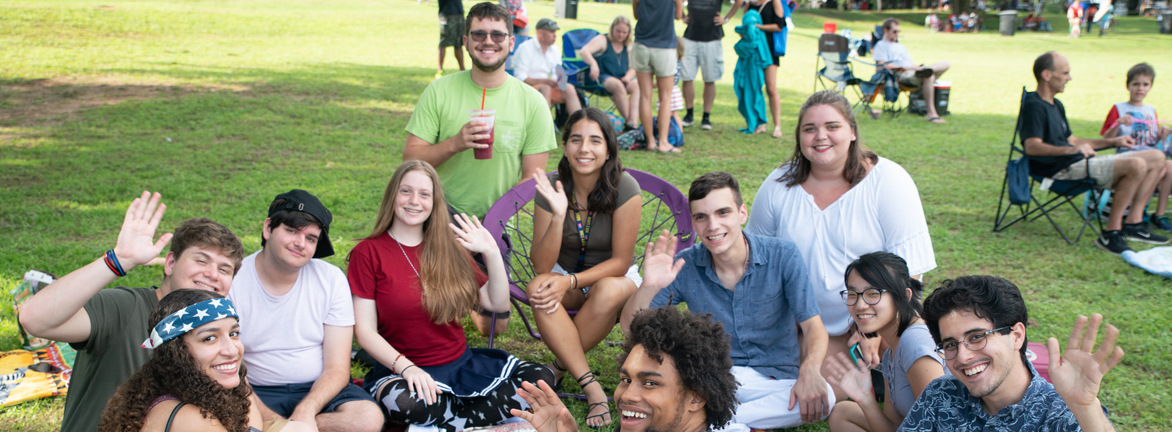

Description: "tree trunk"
877 0 882 12
952 0 970 12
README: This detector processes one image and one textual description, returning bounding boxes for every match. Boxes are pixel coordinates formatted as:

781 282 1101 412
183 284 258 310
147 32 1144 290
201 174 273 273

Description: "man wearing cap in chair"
513 17 583 114
228 190 384 432
873 18 951 124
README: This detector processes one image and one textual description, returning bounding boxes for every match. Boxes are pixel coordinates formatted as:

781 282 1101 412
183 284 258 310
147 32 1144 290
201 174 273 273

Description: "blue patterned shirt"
899 363 1108 431
649 233 819 380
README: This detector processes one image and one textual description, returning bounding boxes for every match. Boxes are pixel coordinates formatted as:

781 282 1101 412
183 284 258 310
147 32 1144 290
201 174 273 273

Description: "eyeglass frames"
469 30 509 43
839 288 887 306
935 326 1013 360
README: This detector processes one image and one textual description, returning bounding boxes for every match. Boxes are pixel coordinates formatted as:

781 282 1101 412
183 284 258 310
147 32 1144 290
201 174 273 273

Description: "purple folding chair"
481 168 695 350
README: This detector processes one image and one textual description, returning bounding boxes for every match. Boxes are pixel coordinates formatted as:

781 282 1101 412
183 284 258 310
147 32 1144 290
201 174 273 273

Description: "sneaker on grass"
1152 215 1172 232
681 113 695 127
1122 222 1170 244
1095 230 1133 255
701 118 713 130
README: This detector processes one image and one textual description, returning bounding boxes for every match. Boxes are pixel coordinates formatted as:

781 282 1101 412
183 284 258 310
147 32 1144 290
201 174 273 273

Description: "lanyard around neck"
570 193 594 273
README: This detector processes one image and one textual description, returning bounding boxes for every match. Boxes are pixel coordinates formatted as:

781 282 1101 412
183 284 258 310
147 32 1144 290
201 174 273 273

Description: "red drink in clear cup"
469 109 496 160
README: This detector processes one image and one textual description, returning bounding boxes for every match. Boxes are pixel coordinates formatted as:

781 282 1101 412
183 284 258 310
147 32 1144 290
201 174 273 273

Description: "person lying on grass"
527 107 644 428
347 160 554 432
1100 62 1172 233
897 275 1124 432
18 191 244 432
825 252 949 432
510 306 738 432
99 289 312 432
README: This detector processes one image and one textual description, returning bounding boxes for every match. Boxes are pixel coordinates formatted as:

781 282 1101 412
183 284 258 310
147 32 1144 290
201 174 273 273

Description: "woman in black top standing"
747 0 787 138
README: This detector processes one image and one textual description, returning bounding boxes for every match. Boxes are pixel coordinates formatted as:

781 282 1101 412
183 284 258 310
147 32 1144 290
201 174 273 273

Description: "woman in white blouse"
745 90 935 399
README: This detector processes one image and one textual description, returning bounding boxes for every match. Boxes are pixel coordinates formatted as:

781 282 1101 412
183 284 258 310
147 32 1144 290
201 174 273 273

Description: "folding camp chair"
993 87 1104 245
562 29 616 113
814 33 863 95
481 168 694 349
852 25 918 118
505 34 532 76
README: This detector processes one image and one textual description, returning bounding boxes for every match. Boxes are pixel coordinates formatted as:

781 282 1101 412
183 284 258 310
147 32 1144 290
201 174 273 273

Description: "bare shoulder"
141 401 228 432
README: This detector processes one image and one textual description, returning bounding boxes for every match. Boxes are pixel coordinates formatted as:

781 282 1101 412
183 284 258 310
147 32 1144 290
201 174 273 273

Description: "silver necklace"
389 231 425 294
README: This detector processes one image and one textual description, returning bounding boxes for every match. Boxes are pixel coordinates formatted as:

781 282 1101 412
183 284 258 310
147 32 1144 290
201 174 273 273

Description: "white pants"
716 366 836 432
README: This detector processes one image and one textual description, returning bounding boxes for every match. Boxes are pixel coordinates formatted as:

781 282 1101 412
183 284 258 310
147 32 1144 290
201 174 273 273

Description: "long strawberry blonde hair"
363 160 480 324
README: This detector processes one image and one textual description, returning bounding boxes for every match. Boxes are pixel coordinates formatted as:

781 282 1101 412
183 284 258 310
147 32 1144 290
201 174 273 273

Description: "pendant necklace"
389 231 426 295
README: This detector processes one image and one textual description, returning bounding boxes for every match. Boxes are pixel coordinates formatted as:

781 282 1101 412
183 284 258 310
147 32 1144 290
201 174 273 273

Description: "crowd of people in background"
15 1 1171 432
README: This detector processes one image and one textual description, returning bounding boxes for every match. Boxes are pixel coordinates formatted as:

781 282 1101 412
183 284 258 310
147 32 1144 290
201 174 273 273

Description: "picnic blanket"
0 344 72 407
1121 246 1172 278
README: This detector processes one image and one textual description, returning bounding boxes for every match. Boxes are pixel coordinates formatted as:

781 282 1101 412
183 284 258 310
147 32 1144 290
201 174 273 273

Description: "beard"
469 43 506 72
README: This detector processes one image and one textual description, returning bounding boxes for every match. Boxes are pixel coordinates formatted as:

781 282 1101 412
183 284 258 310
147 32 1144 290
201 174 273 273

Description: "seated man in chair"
1024 51 1168 254
873 18 950 123
513 18 583 116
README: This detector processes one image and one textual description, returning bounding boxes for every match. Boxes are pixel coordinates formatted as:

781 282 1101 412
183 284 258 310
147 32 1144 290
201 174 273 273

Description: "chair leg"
513 298 543 340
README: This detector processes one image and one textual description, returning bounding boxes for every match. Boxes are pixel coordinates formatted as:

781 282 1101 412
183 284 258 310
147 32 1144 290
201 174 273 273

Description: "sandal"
549 359 568 391
577 372 612 428
926 116 946 124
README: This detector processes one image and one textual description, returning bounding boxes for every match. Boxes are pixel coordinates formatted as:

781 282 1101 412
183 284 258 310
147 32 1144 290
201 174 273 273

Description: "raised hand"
640 230 685 291
510 380 579 432
401 364 443 406
1048 314 1124 409
533 169 569 216
112 191 172 270
450 214 498 255
823 352 875 405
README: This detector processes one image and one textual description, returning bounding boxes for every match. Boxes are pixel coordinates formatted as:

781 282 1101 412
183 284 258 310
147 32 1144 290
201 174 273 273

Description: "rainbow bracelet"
104 249 127 277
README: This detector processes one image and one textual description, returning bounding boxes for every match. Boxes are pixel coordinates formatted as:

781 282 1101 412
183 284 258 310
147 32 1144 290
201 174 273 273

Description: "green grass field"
2 0 1170 430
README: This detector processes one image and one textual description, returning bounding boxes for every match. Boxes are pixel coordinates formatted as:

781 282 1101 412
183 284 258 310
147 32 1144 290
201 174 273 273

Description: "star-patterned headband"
141 298 239 349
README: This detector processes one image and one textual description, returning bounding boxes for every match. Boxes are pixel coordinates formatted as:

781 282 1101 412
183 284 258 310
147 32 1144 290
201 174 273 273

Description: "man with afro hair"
511 306 739 432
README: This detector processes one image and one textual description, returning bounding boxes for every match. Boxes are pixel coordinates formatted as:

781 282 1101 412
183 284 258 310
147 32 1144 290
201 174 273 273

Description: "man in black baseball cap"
228 189 385 432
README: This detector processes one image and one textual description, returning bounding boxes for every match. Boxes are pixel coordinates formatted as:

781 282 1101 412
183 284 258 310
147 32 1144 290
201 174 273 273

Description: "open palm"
1048 314 1124 408
533 169 569 215
640 230 685 291
113 191 172 269
450 213 498 255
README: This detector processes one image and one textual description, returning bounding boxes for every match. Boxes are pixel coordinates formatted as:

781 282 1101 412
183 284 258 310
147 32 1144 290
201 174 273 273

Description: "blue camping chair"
562 28 615 112
814 33 862 93
993 87 1104 245
505 34 532 76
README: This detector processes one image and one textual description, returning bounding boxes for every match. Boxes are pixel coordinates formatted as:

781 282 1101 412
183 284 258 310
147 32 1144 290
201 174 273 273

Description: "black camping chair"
993 87 1104 245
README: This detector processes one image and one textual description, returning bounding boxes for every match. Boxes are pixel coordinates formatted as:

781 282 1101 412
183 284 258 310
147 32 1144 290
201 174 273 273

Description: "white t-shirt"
872 39 914 69
745 157 936 336
228 251 355 386
512 39 562 82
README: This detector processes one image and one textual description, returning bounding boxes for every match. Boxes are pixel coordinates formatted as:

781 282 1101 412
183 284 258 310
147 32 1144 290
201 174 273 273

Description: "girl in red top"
348 160 553 432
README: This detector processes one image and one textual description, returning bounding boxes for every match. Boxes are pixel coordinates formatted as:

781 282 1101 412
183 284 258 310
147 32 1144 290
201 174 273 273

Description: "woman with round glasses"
823 252 949 432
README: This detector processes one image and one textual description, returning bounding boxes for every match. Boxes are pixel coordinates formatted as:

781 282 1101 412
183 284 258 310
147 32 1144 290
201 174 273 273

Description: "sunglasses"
469 30 509 43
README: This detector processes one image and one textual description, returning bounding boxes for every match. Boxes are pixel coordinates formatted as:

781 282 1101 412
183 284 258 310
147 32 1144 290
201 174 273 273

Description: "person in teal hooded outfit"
734 10 771 134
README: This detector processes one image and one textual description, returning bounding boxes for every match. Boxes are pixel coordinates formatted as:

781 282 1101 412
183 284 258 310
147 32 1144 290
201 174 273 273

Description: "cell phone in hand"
849 343 865 370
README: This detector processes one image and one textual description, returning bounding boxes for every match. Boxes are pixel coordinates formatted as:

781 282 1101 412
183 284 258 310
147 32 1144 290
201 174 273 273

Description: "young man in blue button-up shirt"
621 171 834 431
902 275 1123 432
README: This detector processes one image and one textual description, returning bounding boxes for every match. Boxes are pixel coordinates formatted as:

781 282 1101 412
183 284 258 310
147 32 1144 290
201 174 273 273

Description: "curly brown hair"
98 289 253 432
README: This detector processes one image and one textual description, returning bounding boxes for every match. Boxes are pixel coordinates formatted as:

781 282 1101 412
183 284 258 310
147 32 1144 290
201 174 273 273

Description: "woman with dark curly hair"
99 289 310 432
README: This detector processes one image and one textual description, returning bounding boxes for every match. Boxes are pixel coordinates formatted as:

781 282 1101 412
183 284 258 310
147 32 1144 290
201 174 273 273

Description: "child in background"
1102 63 1172 231
1068 2 1082 37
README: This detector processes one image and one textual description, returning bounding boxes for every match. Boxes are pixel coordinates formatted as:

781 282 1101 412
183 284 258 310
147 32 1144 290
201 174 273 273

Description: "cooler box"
934 80 951 116
823 22 837 33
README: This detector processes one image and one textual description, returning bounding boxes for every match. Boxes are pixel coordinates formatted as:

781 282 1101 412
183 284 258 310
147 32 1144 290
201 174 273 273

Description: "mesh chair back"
481 169 695 345
562 29 600 87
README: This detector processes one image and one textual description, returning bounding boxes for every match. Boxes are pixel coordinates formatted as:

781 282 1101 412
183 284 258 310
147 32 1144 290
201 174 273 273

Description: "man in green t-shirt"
18 191 245 432
403 2 557 220
403 2 557 336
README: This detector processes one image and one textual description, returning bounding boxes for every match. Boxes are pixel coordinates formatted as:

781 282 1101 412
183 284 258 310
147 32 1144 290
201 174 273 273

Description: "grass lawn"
1 0 1170 430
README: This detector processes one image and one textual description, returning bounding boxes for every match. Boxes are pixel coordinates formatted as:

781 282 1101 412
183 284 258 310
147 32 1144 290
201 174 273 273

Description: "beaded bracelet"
391 353 405 373
104 249 127 277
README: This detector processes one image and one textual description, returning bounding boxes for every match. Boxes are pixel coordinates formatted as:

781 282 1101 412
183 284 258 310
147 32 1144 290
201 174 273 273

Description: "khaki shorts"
439 14 464 48
1051 154 1120 189
263 418 290 432
680 38 724 83
632 43 677 78
896 69 922 87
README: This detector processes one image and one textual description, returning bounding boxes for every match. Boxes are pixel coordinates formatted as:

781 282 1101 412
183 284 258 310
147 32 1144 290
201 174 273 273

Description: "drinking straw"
481 88 486 110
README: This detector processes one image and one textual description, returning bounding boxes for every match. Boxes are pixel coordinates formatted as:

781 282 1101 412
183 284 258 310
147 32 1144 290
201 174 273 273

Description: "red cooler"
933 80 951 116
823 22 837 33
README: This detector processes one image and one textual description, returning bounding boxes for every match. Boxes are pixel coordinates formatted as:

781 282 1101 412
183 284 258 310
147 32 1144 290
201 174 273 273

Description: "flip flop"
771 127 784 138
926 116 946 124
915 68 935 78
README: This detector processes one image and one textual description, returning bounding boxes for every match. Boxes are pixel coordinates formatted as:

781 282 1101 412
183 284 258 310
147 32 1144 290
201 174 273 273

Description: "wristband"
400 365 418 375
569 274 577 291
104 249 127 277
391 353 405 373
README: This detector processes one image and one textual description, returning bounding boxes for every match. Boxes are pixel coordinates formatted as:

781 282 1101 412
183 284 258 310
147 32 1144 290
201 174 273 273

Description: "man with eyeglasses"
873 18 950 124
902 275 1123 431
403 2 557 334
